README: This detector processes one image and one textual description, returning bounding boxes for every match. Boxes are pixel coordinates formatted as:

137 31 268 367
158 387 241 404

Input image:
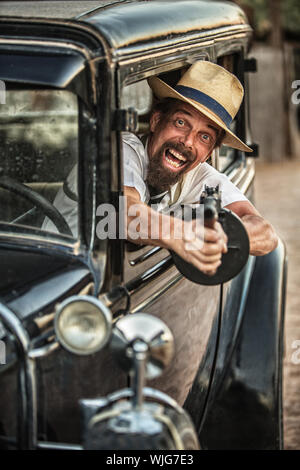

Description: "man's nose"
180 130 196 148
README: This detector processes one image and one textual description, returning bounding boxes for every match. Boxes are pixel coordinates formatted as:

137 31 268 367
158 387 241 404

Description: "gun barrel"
200 186 221 228
204 198 218 228
204 206 216 219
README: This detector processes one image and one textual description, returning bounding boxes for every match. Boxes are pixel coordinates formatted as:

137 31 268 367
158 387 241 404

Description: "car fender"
199 239 287 449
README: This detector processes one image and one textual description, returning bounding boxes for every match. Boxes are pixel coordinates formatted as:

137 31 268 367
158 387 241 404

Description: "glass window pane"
0 89 78 238
121 80 152 115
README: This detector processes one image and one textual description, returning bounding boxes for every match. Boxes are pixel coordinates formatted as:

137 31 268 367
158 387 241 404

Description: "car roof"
0 1 111 19
0 1 250 53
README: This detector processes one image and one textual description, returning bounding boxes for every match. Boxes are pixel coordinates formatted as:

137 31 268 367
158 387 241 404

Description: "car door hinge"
113 108 138 132
244 58 257 73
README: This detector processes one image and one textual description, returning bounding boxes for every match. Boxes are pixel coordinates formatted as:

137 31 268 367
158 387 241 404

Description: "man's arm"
124 186 227 276
225 200 278 256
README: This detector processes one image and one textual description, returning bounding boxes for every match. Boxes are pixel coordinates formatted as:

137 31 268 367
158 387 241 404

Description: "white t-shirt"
42 165 78 236
43 132 247 236
123 132 247 213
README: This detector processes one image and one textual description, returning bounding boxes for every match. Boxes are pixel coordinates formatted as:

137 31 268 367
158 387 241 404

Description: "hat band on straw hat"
175 85 233 128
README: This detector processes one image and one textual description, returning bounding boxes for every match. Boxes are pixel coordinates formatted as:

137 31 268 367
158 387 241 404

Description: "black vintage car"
0 0 286 450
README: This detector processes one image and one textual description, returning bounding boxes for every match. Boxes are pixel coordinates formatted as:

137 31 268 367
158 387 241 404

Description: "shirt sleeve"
211 173 248 207
122 136 148 203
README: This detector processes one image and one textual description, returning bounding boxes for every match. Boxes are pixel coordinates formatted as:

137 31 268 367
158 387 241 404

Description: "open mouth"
163 148 189 171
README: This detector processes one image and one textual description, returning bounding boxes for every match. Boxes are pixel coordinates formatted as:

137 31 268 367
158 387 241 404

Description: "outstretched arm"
124 186 227 275
225 200 278 256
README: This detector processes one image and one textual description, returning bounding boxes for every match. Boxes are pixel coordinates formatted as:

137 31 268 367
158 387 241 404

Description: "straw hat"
148 61 252 152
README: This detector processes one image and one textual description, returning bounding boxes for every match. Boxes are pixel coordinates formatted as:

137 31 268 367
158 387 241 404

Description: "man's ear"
149 111 162 132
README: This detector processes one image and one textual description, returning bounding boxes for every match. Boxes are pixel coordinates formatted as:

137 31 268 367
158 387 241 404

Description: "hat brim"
148 76 252 153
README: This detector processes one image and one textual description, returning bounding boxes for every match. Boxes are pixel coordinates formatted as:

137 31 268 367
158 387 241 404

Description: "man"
123 61 278 275
43 61 278 276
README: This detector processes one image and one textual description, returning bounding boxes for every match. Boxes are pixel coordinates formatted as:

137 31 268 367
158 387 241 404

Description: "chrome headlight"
54 296 112 355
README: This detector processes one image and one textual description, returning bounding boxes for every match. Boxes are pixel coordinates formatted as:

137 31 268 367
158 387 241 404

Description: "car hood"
0 246 92 320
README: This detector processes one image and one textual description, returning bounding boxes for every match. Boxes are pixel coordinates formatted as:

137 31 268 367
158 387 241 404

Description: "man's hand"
170 219 228 276
124 186 228 275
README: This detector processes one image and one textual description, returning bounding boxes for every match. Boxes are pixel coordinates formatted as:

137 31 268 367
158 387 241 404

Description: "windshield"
0 88 78 239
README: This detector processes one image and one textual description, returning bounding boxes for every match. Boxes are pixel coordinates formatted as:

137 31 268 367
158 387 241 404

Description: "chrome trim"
0 231 81 255
89 386 184 415
28 341 60 359
143 387 185 414
116 26 251 63
120 52 210 87
118 35 250 71
227 159 255 194
100 256 178 320
0 304 37 449
100 256 174 310
276 239 286 448
118 40 215 66
129 246 162 266
231 167 247 187
54 295 112 356
226 158 255 193
239 164 255 195
37 441 83 450
126 256 173 294
236 162 254 187
227 164 244 184
131 273 183 313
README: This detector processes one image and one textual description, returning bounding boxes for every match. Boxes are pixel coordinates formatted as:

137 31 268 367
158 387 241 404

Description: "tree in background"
238 0 300 41
239 0 300 157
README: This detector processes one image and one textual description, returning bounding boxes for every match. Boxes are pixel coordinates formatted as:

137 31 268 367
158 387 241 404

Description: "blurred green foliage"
239 0 300 37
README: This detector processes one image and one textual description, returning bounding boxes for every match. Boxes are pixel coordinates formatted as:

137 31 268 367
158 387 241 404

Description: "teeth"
169 149 187 162
165 155 181 168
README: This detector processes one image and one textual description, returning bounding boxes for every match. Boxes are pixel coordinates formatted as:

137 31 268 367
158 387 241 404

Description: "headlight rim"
54 295 112 356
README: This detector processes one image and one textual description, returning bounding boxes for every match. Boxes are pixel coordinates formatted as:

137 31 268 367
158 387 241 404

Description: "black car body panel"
0 0 286 450
224 240 285 450
83 0 249 51
0 50 86 88
186 241 286 449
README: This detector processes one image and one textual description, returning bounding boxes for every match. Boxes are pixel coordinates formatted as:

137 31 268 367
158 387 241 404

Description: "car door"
120 72 223 408
119 50 255 415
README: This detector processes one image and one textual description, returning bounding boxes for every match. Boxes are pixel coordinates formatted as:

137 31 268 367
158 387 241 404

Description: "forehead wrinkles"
170 107 219 137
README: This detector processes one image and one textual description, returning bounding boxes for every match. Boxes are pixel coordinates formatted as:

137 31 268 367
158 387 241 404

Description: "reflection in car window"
121 80 152 115
0 89 78 238
219 119 236 172
217 54 239 172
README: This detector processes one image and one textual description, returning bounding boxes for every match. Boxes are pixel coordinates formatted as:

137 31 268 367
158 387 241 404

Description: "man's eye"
175 118 185 127
200 133 212 144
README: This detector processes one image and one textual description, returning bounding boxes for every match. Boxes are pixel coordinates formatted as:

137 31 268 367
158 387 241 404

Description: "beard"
146 140 196 194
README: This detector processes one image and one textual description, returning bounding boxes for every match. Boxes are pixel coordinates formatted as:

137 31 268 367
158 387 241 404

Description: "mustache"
161 141 196 163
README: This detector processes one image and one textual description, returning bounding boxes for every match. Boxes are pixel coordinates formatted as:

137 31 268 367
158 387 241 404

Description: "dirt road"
255 161 300 450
